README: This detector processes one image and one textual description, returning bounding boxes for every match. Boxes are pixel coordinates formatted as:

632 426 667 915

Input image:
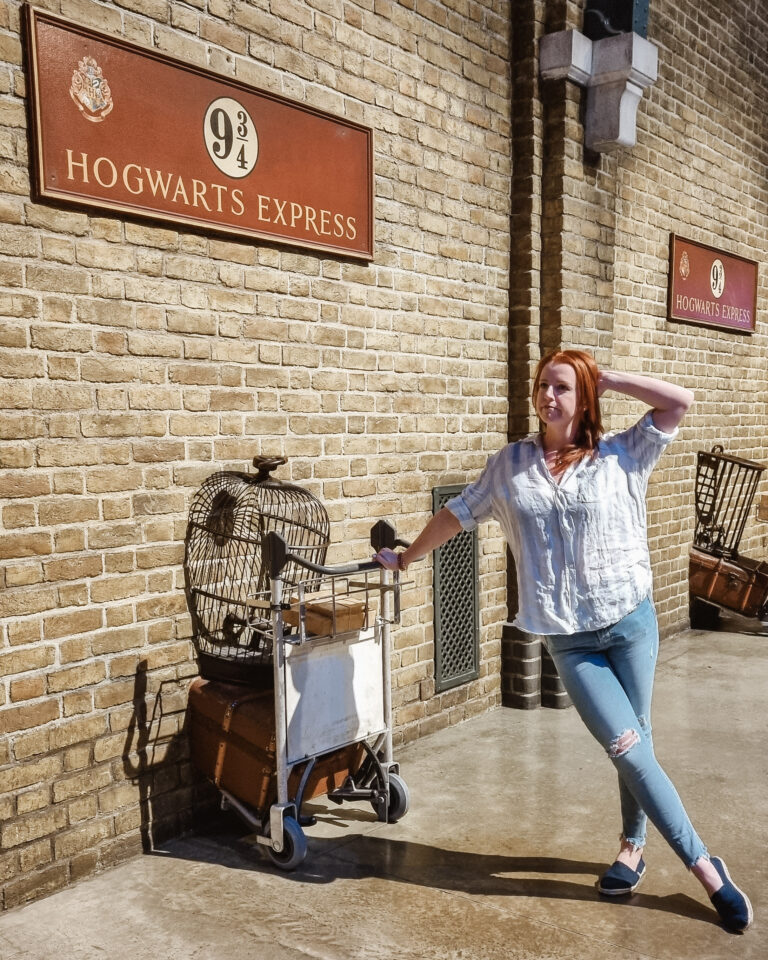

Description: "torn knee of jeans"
608 728 640 758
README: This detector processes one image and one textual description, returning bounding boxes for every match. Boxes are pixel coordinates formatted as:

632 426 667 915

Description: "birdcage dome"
184 456 330 684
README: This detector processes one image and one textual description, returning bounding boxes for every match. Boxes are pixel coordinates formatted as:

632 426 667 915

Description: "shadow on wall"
123 659 216 853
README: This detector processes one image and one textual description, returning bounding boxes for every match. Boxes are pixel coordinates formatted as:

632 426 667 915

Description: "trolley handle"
369 519 411 553
272 547 379 579
266 523 411 580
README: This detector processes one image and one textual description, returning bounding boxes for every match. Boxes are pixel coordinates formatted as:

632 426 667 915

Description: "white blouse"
445 412 677 636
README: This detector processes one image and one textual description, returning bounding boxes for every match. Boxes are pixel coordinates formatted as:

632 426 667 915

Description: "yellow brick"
49 714 108 751
98 782 138 814
68 795 99 824
53 819 112 859
0 756 61 796
39 497 100 527
54 528 86 553
91 625 144 656
1 806 67 849
4 560 43 586
16 786 50 816
43 608 103 641
43 555 103 583
47 662 106 695
9 676 46 703
0 699 59 736
89 574 145 604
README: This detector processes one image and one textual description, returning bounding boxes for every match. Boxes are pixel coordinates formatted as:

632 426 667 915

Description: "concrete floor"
0 618 766 960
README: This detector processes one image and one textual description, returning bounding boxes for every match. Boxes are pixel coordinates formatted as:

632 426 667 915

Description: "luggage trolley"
184 457 411 870
251 525 409 869
689 445 768 628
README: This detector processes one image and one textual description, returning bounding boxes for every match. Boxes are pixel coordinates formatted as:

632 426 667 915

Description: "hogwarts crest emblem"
678 250 690 279
70 56 113 122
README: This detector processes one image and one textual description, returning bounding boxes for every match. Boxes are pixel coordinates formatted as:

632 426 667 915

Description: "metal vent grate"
433 485 479 693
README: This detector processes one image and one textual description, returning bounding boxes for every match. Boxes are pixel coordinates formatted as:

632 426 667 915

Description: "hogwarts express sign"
667 235 757 334
24 7 374 259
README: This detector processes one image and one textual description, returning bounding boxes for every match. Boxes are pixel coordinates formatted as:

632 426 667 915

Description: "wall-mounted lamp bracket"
540 29 658 152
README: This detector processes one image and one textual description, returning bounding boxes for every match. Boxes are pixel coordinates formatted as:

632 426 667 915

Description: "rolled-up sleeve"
639 410 678 445
444 450 502 531
613 411 677 477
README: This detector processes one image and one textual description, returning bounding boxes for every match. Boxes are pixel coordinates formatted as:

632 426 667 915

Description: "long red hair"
532 349 603 472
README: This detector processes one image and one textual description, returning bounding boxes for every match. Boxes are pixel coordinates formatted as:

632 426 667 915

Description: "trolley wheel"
267 816 307 871
377 772 410 824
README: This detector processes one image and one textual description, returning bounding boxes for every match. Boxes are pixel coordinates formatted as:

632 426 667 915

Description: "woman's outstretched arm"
598 370 694 434
374 507 462 571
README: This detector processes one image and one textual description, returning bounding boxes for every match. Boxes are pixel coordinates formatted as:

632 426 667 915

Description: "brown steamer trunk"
188 677 366 812
689 547 768 618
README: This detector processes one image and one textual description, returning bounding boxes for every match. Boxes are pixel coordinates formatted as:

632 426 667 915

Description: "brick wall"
0 0 511 907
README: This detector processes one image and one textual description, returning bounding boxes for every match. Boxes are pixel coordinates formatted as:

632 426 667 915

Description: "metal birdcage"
693 445 765 558
183 456 330 685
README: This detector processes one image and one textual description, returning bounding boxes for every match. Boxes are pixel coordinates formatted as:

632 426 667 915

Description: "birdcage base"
196 651 274 688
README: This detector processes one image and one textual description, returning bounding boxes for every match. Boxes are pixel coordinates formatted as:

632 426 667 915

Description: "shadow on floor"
160 813 719 930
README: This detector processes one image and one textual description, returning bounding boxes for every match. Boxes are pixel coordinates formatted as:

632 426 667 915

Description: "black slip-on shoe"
710 856 753 932
598 857 646 896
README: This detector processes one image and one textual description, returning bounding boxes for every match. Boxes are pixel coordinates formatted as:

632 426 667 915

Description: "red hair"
532 349 603 472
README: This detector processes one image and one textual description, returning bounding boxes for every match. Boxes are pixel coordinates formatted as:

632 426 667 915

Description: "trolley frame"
217 520 410 869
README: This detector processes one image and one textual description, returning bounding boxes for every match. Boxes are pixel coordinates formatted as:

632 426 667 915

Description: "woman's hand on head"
373 547 400 570
592 369 693 431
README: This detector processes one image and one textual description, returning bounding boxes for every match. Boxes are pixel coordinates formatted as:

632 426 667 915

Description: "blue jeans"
544 596 708 869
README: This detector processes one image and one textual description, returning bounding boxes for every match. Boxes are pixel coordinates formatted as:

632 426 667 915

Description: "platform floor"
1 618 765 960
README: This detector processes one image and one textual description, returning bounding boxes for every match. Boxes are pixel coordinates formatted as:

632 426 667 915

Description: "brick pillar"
508 0 546 444
501 624 541 709
541 646 572 709
503 1 585 711
539 3 618 363
501 623 571 709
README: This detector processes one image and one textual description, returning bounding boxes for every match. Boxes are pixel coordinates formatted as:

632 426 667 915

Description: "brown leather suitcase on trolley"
689 547 768 618
188 677 366 813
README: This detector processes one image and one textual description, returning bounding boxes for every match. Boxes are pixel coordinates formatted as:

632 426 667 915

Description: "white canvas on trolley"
284 624 386 764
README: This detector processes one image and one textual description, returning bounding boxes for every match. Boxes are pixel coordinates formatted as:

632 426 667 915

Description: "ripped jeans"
545 596 709 869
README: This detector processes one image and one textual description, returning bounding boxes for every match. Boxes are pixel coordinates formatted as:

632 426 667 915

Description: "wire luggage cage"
693 445 765 558
183 456 330 685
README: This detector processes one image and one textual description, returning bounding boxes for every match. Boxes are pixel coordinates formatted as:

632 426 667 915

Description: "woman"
375 349 752 933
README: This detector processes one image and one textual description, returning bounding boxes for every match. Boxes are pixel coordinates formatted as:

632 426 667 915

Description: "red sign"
25 7 374 260
668 235 758 333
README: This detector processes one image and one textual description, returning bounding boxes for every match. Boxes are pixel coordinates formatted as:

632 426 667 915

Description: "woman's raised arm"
598 370 694 434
